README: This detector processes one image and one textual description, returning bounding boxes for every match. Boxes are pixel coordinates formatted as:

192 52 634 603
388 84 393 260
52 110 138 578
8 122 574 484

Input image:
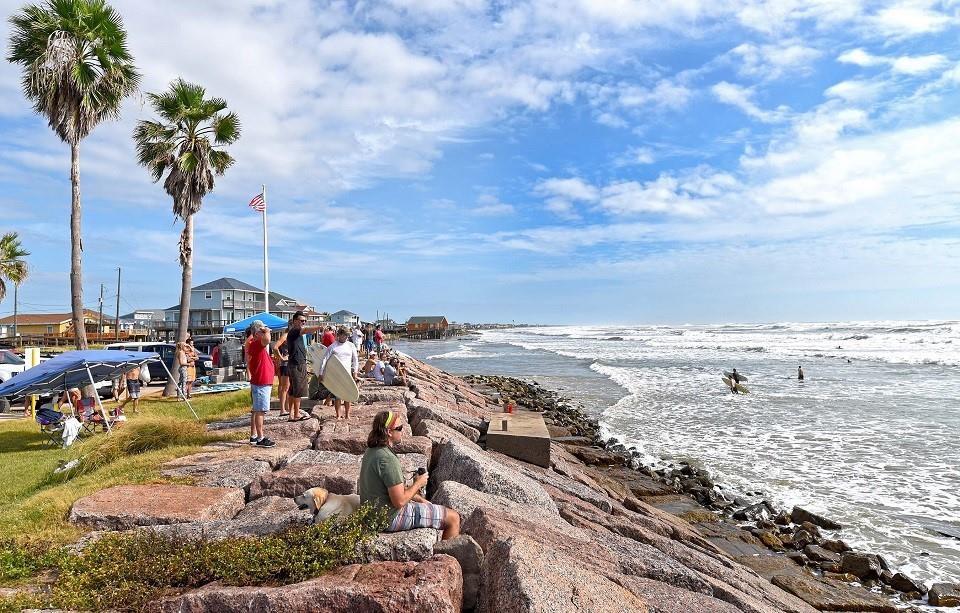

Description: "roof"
119 309 166 320
268 291 306 312
0 350 160 397
0 310 109 326
407 316 447 324
331 310 358 317
193 277 263 292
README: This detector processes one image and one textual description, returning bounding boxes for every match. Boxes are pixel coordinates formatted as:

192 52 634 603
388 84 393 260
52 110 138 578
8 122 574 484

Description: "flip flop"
278 412 290 417
287 416 310 422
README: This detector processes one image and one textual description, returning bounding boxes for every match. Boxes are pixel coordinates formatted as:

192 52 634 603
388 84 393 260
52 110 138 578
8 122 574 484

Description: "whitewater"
394 320 960 586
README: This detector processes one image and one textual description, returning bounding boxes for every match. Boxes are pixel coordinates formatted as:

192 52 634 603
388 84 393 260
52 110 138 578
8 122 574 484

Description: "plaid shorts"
387 502 446 532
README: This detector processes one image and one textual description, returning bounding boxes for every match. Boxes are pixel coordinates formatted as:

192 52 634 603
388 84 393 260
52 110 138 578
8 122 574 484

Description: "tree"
0 232 30 303
7 0 140 350
134 79 240 396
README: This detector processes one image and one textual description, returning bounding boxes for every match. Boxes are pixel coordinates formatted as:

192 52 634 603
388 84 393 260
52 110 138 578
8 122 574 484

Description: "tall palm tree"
7 0 140 350
134 79 240 396
0 232 30 304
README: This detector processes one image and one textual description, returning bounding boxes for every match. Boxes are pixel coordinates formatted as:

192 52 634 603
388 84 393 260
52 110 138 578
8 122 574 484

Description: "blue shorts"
251 384 272 412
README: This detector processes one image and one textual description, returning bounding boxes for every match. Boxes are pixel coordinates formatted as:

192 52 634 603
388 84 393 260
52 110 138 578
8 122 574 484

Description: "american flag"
249 192 265 212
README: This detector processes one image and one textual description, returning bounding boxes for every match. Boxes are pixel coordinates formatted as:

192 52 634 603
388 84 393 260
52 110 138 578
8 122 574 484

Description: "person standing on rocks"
246 320 276 448
359 410 461 540
319 327 359 419
285 311 322 422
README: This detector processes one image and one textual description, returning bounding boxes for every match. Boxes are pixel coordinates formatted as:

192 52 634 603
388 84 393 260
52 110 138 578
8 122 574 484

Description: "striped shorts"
387 502 446 532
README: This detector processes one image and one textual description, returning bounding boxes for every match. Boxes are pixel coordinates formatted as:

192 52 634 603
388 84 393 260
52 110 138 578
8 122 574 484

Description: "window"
46 325 53 333
204 292 213 300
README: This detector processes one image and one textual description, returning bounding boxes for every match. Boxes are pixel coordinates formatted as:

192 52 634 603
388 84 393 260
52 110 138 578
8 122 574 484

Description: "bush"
18 503 391 612
0 538 65 582
48 418 225 483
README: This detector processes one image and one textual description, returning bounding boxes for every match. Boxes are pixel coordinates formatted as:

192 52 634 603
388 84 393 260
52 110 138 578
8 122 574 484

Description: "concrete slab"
485 410 551 468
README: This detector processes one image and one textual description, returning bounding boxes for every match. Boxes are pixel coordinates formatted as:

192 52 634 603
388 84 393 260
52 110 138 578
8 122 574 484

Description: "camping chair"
36 406 66 448
78 398 114 435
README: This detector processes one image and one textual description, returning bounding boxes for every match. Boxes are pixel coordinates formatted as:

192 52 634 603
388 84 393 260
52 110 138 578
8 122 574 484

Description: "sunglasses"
391 426 404 432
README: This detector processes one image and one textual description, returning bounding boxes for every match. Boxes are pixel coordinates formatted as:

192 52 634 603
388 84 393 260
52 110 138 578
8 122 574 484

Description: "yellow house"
0 310 112 336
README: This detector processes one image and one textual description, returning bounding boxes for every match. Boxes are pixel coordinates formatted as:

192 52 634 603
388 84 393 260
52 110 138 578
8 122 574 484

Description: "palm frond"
7 0 140 144
0 232 29 300
211 112 241 145
136 77 239 222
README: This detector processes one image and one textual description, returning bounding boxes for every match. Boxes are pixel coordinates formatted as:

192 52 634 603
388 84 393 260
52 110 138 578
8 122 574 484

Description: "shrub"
47 503 390 612
0 538 64 582
48 418 224 483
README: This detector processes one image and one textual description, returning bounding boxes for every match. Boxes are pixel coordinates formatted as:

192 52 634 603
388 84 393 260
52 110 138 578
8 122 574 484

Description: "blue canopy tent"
223 312 288 333
0 350 198 430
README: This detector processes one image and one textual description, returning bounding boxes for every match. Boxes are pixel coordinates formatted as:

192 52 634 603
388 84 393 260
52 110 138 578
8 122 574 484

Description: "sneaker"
249 436 260 445
256 437 276 448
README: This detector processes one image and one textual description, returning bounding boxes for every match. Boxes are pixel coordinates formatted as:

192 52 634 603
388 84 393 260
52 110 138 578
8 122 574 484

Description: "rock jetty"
64 359 955 611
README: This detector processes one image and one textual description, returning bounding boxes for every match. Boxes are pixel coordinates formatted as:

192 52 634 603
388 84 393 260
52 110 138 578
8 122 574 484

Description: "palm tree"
7 0 139 350
0 232 30 304
134 79 240 396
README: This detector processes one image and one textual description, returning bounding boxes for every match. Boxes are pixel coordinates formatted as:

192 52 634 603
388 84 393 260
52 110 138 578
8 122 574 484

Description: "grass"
0 390 253 548
0 504 390 612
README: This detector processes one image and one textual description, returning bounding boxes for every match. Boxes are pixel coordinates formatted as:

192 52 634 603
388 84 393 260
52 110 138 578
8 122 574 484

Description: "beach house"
406 315 449 334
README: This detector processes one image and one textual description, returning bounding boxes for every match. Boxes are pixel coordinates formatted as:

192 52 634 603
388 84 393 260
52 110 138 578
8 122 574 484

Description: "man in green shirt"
359 410 460 540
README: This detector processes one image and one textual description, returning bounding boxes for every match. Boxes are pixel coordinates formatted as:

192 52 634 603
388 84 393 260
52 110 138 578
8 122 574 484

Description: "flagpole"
261 184 269 314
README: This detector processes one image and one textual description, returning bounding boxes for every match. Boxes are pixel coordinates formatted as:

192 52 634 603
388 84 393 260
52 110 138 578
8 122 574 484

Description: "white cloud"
870 3 952 37
472 194 515 216
731 42 822 80
824 80 885 102
838 48 883 67
711 81 787 122
890 54 949 75
839 48 948 75
535 177 599 202
614 146 656 166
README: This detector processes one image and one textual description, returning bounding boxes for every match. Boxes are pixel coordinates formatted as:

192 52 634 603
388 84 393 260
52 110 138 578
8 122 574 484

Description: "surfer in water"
729 368 741 394
798 365 804 381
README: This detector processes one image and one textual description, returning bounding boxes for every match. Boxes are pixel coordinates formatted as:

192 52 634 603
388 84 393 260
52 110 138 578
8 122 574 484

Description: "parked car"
104 342 213 381
0 349 27 384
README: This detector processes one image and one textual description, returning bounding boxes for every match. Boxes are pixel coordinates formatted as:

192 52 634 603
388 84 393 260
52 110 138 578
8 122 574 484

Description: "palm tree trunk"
163 214 194 397
70 143 88 351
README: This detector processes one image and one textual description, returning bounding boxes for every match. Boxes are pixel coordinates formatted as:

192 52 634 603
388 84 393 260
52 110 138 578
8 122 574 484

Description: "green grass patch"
0 505 389 613
0 390 252 547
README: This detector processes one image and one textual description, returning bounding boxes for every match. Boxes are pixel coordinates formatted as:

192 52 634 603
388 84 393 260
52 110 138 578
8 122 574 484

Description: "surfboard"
722 376 750 394
723 371 748 382
321 351 360 403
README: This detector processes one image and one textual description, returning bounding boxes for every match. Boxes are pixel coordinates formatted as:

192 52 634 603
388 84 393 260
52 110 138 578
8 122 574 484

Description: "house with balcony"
159 278 322 337
330 310 361 327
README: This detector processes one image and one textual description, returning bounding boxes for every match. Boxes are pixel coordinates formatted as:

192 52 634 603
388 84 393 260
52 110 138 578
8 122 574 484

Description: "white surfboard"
321 351 359 403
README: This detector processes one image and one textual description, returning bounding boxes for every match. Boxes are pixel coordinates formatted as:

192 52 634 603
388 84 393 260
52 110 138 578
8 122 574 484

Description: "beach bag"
139 366 151 384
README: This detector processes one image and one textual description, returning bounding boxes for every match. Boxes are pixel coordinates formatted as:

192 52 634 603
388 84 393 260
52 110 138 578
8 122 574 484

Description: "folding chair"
36 407 66 448
78 398 115 435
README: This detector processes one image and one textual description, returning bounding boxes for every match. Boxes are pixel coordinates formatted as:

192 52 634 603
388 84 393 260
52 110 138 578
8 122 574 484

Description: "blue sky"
2 0 960 324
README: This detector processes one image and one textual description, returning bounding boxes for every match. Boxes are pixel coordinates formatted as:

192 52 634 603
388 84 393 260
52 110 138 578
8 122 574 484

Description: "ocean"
393 321 960 586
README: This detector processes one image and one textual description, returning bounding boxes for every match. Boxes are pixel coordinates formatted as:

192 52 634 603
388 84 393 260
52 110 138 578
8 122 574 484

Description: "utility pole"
115 267 121 342
98 283 104 338
12 284 18 342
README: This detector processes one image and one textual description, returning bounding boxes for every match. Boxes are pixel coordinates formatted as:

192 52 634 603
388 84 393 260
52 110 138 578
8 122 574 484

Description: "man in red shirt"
246 320 276 447
321 326 336 347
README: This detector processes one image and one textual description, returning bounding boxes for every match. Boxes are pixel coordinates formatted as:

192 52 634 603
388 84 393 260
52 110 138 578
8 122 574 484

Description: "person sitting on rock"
359 410 460 540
